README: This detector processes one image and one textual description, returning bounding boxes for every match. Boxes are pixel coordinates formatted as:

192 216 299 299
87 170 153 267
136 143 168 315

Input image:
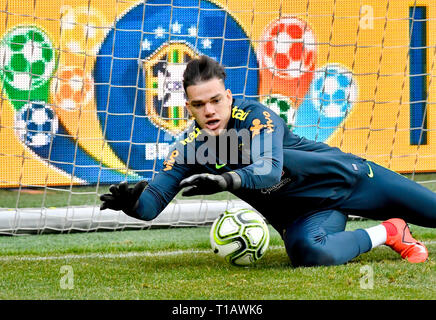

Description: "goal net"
0 0 435 234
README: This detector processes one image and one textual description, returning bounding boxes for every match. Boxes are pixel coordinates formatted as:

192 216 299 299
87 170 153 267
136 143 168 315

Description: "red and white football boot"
382 218 428 263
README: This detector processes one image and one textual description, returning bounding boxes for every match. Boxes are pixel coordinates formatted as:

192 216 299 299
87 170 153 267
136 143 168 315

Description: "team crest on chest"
143 42 197 136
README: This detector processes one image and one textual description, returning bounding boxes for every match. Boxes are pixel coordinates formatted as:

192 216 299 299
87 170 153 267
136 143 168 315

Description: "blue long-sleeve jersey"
135 98 367 229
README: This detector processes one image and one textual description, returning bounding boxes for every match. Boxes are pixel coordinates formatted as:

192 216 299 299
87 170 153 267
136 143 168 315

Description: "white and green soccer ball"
261 95 296 129
210 208 270 266
0 26 56 91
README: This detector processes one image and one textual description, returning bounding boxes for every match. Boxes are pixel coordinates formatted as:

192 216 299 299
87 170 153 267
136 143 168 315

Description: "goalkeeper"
100 55 436 267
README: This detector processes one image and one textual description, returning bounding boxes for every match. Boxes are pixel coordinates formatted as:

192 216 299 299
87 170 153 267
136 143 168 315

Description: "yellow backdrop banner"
0 0 434 187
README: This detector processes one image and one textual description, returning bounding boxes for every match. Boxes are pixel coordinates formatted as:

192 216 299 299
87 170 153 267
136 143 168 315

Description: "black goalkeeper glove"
179 172 241 197
99 180 148 216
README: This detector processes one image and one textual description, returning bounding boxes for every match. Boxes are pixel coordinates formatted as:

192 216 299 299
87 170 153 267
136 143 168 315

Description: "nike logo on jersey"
215 163 226 169
367 162 374 178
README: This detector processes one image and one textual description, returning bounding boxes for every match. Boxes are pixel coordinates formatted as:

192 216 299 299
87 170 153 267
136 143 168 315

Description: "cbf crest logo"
94 0 259 176
142 42 196 136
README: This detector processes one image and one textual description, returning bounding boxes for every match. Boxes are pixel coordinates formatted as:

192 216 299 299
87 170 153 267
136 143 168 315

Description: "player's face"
185 78 233 136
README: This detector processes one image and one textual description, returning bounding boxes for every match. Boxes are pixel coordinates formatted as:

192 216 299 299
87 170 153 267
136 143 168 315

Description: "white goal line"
1 242 435 262
0 245 285 262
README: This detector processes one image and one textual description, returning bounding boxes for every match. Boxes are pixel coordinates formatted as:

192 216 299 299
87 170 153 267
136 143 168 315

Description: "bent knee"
286 238 339 267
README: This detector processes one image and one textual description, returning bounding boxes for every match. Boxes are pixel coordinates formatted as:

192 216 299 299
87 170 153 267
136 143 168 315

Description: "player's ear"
225 88 232 102
185 101 193 117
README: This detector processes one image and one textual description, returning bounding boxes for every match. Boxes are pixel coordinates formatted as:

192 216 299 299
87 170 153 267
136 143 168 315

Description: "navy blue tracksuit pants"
283 161 436 267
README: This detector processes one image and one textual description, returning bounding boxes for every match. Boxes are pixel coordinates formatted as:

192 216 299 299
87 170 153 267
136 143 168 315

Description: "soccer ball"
0 26 55 91
261 95 296 129
51 66 94 111
257 16 316 108
60 6 108 56
259 16 316 79
210 208 270 266
15 101 59 147
311 64 358 118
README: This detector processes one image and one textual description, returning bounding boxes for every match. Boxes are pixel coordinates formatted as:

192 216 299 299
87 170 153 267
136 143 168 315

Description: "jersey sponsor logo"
180 127 202 145
249 111 275 137
231 106 250 121
163 150 180 171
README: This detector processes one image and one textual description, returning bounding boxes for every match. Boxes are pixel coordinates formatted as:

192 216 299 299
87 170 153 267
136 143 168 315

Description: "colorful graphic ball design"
261 95 296 129
60 6 108 56
259 16 316 79
311 64 358 118
15 101 59 147
51 67 94 111
0 26 55 91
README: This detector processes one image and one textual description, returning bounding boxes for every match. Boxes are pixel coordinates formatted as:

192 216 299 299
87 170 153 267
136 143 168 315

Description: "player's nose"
204 102 216 116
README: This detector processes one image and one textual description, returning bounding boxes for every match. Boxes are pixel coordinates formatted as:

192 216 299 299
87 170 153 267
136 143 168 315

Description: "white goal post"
0 0 435 235
0 199 254 235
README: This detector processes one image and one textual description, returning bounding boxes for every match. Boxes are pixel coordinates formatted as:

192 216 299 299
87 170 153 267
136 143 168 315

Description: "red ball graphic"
258 16 316 108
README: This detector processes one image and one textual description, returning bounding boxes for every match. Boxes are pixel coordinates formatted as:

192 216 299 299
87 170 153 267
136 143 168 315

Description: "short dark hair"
183 55 226 93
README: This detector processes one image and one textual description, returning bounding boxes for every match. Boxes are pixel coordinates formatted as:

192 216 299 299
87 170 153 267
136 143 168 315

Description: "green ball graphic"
262 95 296 130
0 26 55 92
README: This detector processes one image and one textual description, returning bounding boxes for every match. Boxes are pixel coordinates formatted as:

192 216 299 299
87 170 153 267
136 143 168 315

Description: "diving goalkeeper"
100 55 436 267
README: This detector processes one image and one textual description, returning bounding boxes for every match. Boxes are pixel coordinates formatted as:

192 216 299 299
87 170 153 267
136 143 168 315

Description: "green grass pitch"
0 178 435 300
0 221 435 300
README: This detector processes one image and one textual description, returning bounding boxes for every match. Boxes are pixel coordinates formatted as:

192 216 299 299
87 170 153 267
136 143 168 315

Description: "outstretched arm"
135 163 192 220
100 180 149 216
100 144 193 221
